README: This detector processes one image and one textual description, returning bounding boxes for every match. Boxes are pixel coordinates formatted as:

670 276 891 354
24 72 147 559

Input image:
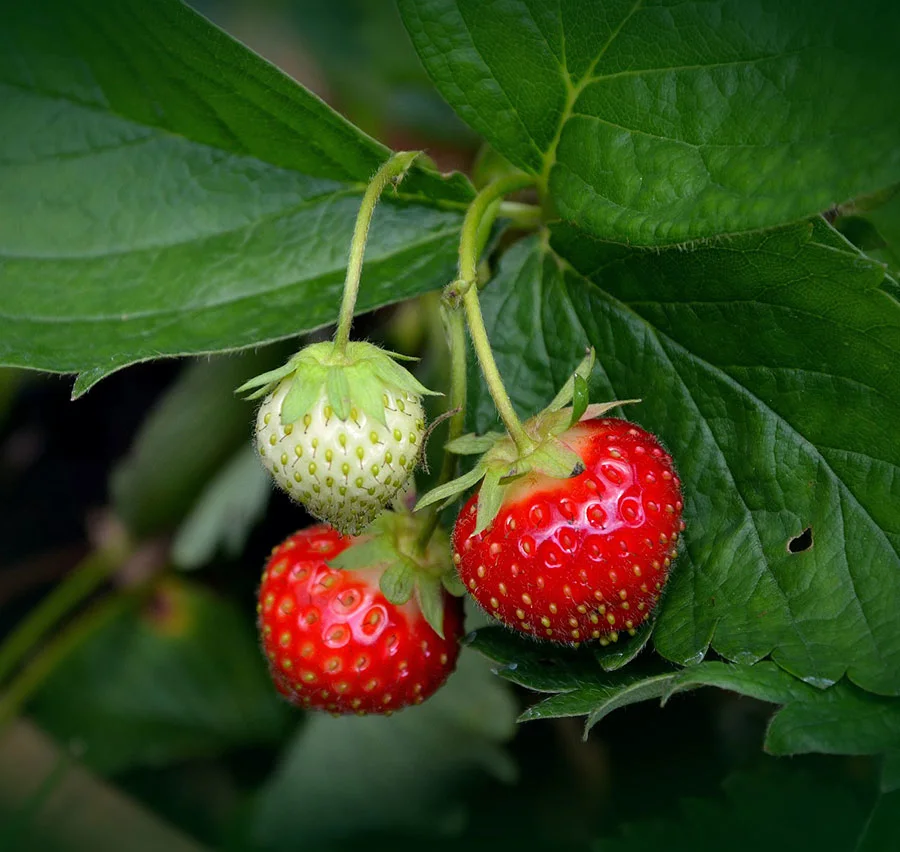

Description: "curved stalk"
333 151 421 354
456 174 537 454
414 306 468 554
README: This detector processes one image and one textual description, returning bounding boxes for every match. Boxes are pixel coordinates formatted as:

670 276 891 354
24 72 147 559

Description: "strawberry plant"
1 0 899 850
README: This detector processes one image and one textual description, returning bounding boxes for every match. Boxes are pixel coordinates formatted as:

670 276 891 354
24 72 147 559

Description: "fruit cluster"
247 152 684 717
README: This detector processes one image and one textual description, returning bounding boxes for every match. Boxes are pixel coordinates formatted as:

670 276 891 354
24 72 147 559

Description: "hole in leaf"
788 527 813 553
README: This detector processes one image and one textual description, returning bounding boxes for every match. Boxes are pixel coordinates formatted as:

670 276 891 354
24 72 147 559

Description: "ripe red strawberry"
452 418 684 644
258 525 464 714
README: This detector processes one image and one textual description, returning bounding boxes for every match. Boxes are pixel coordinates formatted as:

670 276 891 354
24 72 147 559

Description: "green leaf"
668 661 900 756
471 227 900 696
864 190 900 276
415 574 447 639
837 186 900 277
594 765 868 852
467 625 661 695
583 672 680 734
171 444 271 570
0 0 470 392
111 353 277 537
472 621 900 755
401 0 900 245
379 559 416 604
29 579 287 775
251 650 517 849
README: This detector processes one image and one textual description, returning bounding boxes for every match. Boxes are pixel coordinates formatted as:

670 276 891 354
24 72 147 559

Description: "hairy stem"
457 173 535 293
457 174 537 454
333 151 421 354
414 306 468 554
497 200 543 230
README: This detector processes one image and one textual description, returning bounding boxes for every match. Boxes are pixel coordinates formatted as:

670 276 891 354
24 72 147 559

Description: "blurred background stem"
0 541 132 688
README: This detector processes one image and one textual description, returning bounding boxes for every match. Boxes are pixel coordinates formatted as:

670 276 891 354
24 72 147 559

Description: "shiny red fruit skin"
453 418 684 644
258 525 464 714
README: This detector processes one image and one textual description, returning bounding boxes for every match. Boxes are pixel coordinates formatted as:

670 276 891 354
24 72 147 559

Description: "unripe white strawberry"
239 341 435 534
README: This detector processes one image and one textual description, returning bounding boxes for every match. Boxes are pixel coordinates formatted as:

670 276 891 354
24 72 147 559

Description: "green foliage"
0 0 470 394
400 0 900 245
471 626 900 755
469 226 900 696
670 662 900 756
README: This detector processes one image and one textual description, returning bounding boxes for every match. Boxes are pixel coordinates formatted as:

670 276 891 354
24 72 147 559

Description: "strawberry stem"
497 200 543 230
333 151 422 355
414 304 468 555
456 173 537 454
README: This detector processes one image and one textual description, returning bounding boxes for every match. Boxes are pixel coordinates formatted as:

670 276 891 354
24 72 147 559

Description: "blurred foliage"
28 578 289 775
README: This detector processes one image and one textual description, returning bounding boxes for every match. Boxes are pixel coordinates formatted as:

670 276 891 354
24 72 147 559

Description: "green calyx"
236 340 438 427
415 349 640 534
326 511 462 638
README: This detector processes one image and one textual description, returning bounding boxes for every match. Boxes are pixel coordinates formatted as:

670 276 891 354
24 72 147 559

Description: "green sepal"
415 573 447 639
379 348 419 362
344 362 388 427
474 466 507 535
540 399 641 440
371 355 438 399
579 400 640 422
545 349 596 413
281 366 328 425
234 359 300 398
380 559 416 605
528 440 584 480
441 571 467 598
239 339 438 427
570 374 589 426
444 432 505 455
325 366 351 421
414 464 487 512
327 537 396 571
347 340 438 397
